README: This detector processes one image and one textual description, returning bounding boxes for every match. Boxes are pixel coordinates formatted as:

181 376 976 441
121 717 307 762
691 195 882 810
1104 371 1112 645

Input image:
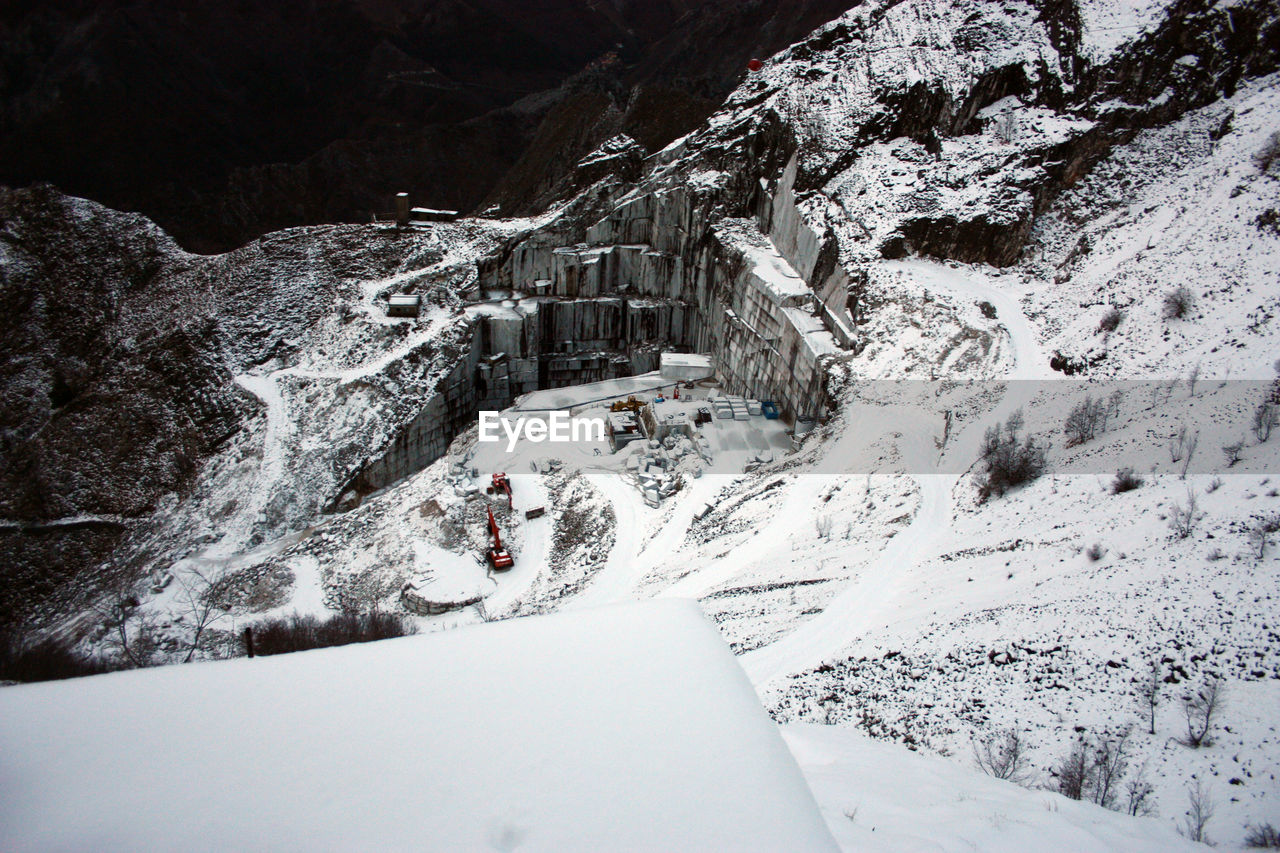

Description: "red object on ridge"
747 58 763 72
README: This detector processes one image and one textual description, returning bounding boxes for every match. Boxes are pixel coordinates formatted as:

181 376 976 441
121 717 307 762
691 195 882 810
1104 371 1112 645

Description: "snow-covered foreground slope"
786 722 1202 851
1 595 1213 853
0 600 837 852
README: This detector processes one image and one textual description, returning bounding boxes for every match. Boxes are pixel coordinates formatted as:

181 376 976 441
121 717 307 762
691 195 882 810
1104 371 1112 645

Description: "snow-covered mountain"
3 0 1280 847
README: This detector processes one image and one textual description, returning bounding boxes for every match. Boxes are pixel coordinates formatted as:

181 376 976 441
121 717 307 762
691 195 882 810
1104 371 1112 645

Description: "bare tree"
1065 395 1107 446
1142 659 1162 735
1254 401 1278 443
93 578 160 669
1168 490 1204 539
1170 425 1188 463
973 728 1034 786
978 409 1048 501
1090 728 1132 810
1181 674 1225 748
1181 431 1199 480
1125 762 1156 817
1187 362 1202 397
1180 780 1215 844
1108 389 1125 422
1053 740 1092 800
174 568 224 663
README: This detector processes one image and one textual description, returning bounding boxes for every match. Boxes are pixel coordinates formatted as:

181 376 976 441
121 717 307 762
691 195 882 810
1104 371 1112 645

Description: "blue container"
761 401 780 420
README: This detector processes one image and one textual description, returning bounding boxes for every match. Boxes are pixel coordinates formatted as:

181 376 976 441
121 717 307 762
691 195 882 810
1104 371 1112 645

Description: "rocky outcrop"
0 186 451 628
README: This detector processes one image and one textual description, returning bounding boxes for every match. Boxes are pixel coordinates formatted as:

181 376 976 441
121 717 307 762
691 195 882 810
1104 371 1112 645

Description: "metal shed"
387 294 422 317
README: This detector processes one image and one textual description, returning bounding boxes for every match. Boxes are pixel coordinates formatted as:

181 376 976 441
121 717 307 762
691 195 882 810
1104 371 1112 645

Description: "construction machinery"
609 395 645 413
491 472 513 507
485 505 514 571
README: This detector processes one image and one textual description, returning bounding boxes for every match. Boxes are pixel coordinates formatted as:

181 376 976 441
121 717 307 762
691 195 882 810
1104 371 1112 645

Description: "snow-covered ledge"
0 600 836 851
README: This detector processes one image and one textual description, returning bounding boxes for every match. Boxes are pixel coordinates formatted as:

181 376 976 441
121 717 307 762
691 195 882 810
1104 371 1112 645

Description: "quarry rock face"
2 0 1279 640
472 0 1279 424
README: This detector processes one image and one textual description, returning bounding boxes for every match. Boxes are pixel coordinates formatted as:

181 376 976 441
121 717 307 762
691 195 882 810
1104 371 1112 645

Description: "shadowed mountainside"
0 0 853 252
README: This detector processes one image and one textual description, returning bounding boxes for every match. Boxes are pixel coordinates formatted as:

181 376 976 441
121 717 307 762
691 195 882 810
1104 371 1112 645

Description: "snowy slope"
1026 72 1280 379
785 722 1202 851
0 600 837 852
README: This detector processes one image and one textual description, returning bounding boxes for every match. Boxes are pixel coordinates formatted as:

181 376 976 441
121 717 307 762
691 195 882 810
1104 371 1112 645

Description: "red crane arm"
488 505 502 549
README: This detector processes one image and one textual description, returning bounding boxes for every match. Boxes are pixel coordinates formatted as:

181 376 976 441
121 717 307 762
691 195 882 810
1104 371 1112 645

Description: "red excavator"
486 505 514 571
491 472 513 507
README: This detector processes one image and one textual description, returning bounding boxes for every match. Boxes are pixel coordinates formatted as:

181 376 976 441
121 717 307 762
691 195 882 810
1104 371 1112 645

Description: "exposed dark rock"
0 185 436 629
0 0 854 252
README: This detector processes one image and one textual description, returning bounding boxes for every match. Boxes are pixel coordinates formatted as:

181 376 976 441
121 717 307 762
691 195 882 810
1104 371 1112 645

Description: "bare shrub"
1164 286 1196 319
1168 490 1204 539
973 728 1035 785
1099 306 1124 333
1246 823 1280 848
1249 513 1280 559
94 588 160 669
1180 674 1225 748
1053 740 1091 800
1223 440 1245 468
1111 468 1144 494
1180 780 1215 844
1170 425 1189 463
1085 542 1106 562
0 632 113 683
978 409 1047 501
248 611 417 657
1206 476 1224 493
